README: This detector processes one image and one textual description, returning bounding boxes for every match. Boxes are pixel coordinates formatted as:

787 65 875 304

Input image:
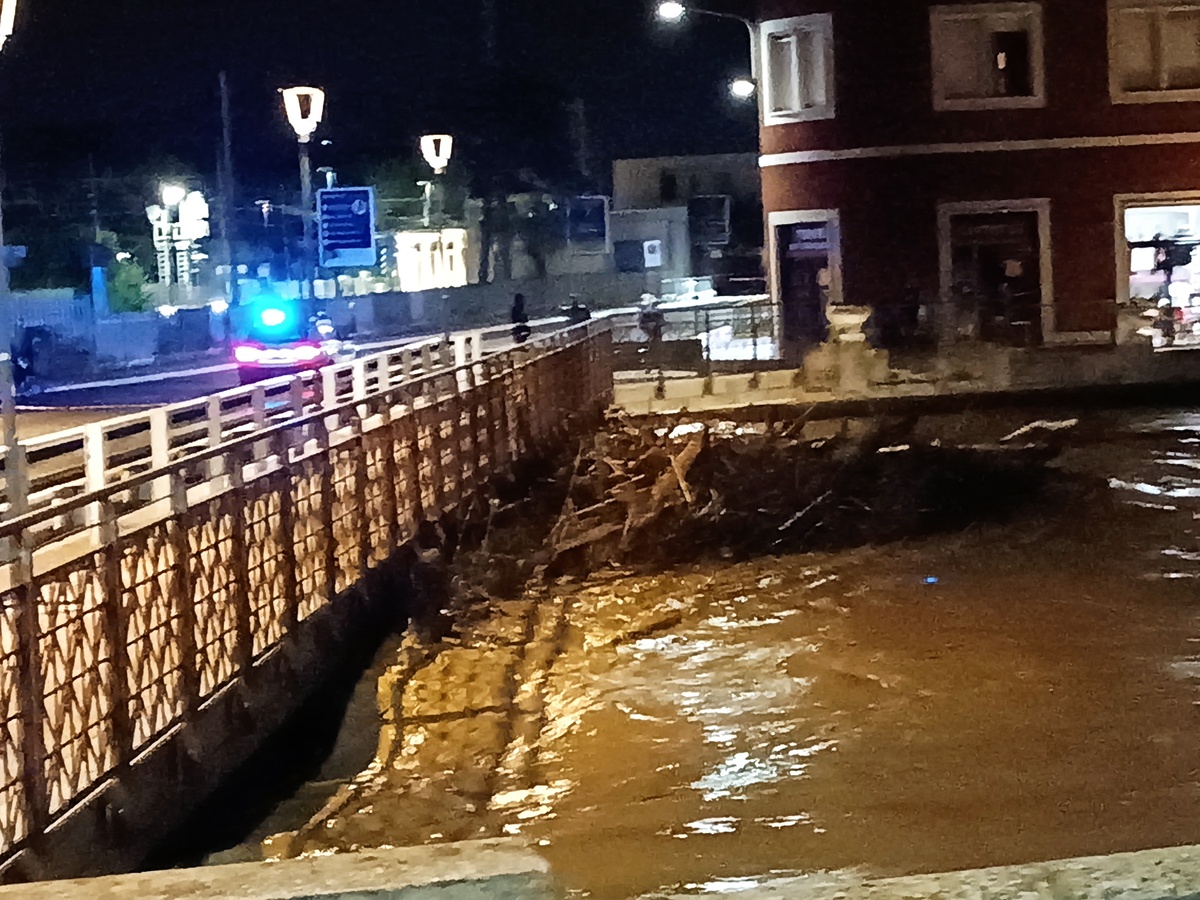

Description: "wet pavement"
270 407 1200 899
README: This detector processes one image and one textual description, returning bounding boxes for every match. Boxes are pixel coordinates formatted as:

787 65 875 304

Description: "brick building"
754 0 1200 349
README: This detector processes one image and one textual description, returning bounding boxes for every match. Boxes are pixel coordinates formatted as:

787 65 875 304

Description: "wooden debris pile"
543 413 1071 576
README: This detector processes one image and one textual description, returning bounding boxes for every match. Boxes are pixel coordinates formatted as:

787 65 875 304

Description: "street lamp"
280 86 326 301
655 2 758 106
161 183 186 209
420 134 454 227
0 0 19 458
655 1 686 22
730 76 757 100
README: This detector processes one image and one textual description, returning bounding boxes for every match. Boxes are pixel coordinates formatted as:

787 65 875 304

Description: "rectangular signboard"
318 187 378 268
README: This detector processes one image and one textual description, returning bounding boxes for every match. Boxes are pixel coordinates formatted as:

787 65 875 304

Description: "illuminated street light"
281 86 326 300
421 135 454 175
280 86 326 144
0 0 18 460
161 183 187 209
654 2 758 109
0 0 18 53
656 1 686 22
730 76 757 99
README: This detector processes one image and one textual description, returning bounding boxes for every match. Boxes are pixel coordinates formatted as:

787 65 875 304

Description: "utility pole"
0 129 14 453
482 0 498 67
219 72 240 304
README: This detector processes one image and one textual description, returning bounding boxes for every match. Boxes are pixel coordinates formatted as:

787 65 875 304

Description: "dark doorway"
776 221 832 344
948 209 1043 346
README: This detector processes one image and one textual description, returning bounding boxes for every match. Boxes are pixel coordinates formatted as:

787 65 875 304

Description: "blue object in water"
923 576 940 585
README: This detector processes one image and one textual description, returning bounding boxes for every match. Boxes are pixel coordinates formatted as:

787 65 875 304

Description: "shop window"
760 14 835 125
930 3 1045 110
1110 1 1200 102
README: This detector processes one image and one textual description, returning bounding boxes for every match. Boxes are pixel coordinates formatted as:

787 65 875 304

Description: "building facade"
614 154 765 291
755 0 1200 349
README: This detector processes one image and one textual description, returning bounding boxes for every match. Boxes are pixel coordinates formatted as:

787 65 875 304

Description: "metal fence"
0 323 613 867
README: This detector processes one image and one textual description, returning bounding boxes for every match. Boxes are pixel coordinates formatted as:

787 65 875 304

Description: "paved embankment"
2 839 552 900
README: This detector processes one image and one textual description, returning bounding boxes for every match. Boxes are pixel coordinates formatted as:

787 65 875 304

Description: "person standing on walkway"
512 292 532 344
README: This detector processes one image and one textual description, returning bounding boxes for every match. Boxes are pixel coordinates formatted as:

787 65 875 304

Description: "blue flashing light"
260 307 287 328
923 576 940 585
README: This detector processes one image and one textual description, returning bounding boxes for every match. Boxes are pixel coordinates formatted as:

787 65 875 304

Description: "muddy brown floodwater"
491 409 1200 898
257 408 1200 899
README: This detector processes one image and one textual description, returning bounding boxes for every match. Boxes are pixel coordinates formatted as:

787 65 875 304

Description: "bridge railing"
0 330 500 529
0 322 613 867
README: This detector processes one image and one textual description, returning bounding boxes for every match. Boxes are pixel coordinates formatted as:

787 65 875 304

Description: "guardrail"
0 321 613 873
0 330 499 528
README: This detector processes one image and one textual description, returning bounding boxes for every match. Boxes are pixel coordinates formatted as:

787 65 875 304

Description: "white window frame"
767 209 842 343
930 3 1046 111
1109 0 1200 103
936 199 1100 346
759 15 836 126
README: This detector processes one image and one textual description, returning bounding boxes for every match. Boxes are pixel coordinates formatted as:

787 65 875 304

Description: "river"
487 408 1200 897
195 406 1200 898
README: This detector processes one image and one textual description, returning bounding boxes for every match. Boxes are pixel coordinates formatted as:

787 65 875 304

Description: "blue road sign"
318 187 378 268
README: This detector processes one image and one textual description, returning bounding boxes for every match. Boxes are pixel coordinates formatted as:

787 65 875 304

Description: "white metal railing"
0 328 497 525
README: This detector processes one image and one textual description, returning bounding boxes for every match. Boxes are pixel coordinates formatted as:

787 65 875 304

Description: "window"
1110 1 1200 102
759 14 835 125
660 171 678 204
930 4 1045 110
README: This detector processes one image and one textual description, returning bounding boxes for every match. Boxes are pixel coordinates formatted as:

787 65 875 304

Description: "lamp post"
655 1 758 103
0 0 19 456
420 134 453 228
281 86 326 303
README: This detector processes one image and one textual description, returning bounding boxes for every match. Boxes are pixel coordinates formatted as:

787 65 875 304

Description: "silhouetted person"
511 292 532 344
566 294 591 326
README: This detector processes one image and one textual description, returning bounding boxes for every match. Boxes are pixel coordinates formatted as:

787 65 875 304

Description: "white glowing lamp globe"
0 0 18 52
730 77 757 99
161 184 187 208
421 134 454 174
656 1 686 22
281 86 327 143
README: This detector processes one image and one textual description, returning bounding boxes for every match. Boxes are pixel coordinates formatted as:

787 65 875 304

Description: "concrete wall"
613 154 761 211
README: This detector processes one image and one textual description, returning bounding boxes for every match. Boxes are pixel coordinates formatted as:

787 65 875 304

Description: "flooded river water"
234 406 1200 899
489 408 1200 897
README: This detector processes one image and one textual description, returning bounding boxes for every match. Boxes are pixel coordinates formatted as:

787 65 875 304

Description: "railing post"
14 569 49 843
95 494 133 782
351 358 368 401
83 422 107 526
321 366 339 409
289 376 307 418
166 470 200 718
397 392 425 532
353 424 371 579
400 347 415 379
273 434 300 634
226 447 254 675
205 395 225 479
149 407 171 501
316 415 339 604
420 343 434 374
250 386 269 465
5 443 29 518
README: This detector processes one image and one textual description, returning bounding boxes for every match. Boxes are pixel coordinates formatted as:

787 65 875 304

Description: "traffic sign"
643 239 663 269
318 187 377 268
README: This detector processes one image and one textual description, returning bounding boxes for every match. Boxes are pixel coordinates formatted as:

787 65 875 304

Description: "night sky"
0 0 756 194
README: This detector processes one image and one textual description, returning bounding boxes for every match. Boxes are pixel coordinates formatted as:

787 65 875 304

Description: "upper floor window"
1110 0 1200 102
930 3 1046 111
759 14 835 125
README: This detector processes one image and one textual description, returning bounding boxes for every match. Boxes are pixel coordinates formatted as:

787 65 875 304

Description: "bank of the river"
245 408 1200 898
